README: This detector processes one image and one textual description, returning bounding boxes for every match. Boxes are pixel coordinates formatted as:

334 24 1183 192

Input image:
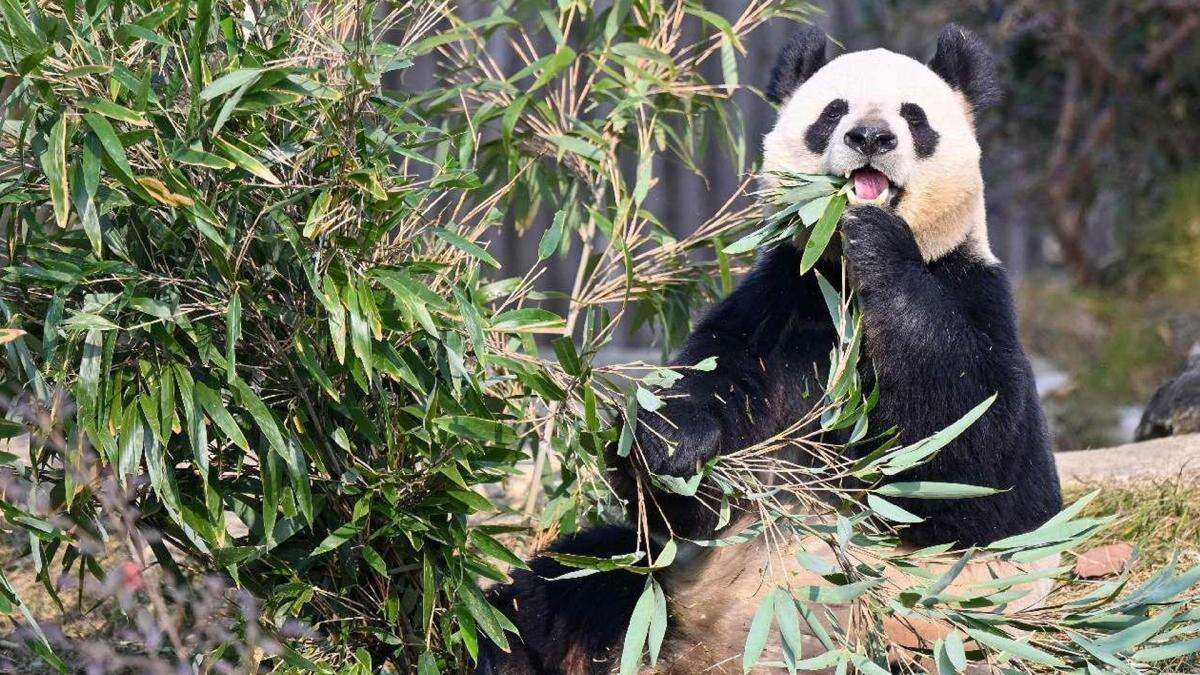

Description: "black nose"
844 125 897 156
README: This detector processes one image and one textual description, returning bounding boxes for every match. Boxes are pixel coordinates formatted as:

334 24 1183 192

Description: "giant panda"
479 24 1063 674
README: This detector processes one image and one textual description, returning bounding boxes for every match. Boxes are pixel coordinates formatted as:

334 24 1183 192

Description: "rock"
1074 542 1135 578
1055 433 1200 484
1136 344 1200 441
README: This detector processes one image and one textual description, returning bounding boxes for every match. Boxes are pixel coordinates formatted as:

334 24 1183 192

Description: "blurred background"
405 0 1200 450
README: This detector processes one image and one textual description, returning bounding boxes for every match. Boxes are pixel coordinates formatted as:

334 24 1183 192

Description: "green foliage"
723 172 848 260
1122 169 1200 296
0 0 806 669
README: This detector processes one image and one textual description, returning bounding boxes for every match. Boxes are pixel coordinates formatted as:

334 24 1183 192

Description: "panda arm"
634 244 831 477
841 205 1061 545
614 244 832 538
841 205 1035 454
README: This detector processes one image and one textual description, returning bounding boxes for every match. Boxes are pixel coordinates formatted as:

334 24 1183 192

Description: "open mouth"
846 167 901 207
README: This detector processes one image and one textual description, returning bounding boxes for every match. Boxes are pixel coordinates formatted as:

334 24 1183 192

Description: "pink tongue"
853 169 889 200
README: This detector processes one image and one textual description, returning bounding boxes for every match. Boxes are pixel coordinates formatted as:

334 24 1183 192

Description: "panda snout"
844 123 897 157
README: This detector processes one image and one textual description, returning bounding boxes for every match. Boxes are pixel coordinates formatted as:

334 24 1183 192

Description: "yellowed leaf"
137 177 195 207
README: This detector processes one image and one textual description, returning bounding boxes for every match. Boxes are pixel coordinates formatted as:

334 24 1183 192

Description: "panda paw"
840 205 923 281
634 401 722 478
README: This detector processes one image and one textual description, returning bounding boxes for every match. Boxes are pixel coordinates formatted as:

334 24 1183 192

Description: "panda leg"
478 526 652 675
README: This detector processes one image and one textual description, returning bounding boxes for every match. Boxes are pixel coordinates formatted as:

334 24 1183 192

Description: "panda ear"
766 26 829 105
929 24 1001 113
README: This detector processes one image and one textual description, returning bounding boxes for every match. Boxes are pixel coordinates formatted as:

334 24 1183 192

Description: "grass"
1065 477 1200 578
1062 477 1200 673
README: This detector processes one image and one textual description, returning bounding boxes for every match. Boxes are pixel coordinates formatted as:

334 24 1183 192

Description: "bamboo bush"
0 0 806 670
1 1 1198 673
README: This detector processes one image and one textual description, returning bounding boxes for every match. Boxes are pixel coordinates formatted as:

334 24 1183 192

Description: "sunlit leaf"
39 114 69 228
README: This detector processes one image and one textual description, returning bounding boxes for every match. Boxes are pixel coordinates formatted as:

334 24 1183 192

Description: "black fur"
840 206 1060 544
805 98 850 154
611 206 1062 544
929 24 1002 112
609 246 844 539
900 102 940 158
766 26 829 104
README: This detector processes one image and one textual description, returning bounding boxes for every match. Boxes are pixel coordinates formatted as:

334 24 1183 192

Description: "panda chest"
772 317 878 415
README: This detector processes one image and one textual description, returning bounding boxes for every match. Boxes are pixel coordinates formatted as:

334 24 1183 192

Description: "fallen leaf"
1074 542 1134 578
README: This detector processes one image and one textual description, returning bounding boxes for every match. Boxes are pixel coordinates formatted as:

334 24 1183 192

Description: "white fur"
762 49 996 263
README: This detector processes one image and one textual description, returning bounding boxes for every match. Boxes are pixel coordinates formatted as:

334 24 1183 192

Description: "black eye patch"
900 102 940 158
803 98 849 154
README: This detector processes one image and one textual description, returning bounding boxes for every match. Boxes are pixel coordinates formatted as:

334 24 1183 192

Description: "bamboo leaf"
213 137 281 184
800 194 846 274
866 494 924 523
544 134 604 162
743 591 775 672
472 531 529 570
945 632 967 671
1134 635 1200 662
433 228 501 269
172 146 235 169
793 578 884 604
39 114 69 228
193 380 249 452
82 112 138 187
80 98 149 126
619 581 655 675
774 588 805 664
491 308 564 332
648 579 668 665
876 482 1001 499
312 521 362 556
964 628 1066 667
635 386 664 412
200 68 263 101
530 46 576 90
537 208 566 261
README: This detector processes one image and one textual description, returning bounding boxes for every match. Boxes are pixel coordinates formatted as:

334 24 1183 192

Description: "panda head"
762 24 1001 262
